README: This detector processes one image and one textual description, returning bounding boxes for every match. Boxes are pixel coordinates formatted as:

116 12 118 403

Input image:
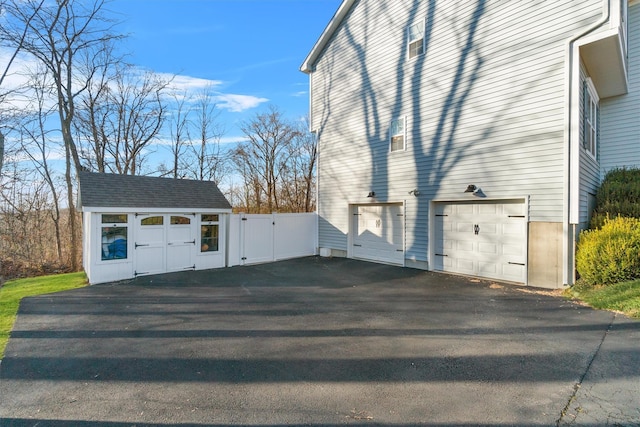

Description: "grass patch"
566 279 640 319
0 272 87 358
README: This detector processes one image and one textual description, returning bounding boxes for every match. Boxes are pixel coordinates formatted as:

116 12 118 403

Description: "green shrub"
577 216 640 286
590 168 640 229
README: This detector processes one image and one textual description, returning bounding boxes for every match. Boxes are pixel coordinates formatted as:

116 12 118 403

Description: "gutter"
563 0 611 285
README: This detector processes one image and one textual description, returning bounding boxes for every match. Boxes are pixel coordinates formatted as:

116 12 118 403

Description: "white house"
78 172 232 284
301 0 639 288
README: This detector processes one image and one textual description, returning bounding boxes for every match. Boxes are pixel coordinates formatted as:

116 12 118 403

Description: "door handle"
474 224 480 235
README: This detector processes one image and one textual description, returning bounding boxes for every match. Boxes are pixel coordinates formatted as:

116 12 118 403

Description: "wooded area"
0 0 316 280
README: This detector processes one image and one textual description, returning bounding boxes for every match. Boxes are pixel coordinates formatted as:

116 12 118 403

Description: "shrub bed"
577 216 640 286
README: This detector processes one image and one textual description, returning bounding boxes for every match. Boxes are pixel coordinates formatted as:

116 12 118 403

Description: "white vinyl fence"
228 213 318 266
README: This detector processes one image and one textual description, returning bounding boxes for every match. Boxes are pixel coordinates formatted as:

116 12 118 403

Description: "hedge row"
577 168 640 286
590 168 640 229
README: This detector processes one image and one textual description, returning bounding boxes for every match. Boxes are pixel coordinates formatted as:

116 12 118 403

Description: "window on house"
101 214 128 261
407 21 425 59
390 117 405 152
583 78 599 159
200 214 219 252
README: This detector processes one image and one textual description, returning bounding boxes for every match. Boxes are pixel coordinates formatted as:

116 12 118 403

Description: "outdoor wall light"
408 189 420 197
464 184 478 193
367 191 376 198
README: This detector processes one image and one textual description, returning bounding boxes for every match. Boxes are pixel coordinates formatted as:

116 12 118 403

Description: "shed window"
407 21 425 59
101 214 128 261
200 214 219 252
171 216 191 225
102 214 127 224
390 117 405 152
141 216 163 226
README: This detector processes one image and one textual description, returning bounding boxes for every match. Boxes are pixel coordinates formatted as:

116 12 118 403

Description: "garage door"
352 204 404 265
432 201 526 282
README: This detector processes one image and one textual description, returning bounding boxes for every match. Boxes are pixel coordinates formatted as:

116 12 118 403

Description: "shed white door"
134 215 166 276
134 214 196 277
352 204 404 265
432 201 526 282
166 215 196 272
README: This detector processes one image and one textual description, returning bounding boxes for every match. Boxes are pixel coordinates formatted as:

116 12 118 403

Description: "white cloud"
214 93 268 113
152 71 268 113
157 72 224 92
291 91 307 97
147 134 248 149
219 135 249 145
0 48 45 112
1 50 267 118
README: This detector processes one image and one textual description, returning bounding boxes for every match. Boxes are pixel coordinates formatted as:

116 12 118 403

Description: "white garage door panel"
433 201 526 283
352 204 404 265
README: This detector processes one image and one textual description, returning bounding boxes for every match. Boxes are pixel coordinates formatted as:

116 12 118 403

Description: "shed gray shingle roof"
79 172 232 210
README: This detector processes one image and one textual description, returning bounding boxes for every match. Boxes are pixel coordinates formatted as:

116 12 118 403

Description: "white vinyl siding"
311 0 602 262
600 1 640 176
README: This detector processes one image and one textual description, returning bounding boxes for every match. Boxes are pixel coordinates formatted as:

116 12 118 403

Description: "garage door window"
200 214 219 252
101 214 128 261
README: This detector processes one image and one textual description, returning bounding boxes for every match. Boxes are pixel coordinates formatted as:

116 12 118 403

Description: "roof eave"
300 0 357 74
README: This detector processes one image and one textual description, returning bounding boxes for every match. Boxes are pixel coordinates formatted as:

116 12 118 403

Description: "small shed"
78 172 232 284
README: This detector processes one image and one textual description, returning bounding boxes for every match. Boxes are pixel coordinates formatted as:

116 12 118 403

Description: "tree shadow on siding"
334 1 487 257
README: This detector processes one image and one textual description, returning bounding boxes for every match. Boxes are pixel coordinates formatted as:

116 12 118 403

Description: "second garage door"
352 204 404 265
432 201 527 283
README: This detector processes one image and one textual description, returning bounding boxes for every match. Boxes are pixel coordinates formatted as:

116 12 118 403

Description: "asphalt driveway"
1 257 639 426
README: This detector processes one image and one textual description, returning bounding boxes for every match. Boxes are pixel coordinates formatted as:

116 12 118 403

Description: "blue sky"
108 0 342 139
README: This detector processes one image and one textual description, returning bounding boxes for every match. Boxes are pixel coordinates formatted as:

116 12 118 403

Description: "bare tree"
0 132 4 176
185 86 227 184
74 42 120 172
233 105 300 213
75 67 169 175
19 66 65 260
0 0 124 270
0 146 69 278
279 119 317 212
0 0 45 175
164 91 190 178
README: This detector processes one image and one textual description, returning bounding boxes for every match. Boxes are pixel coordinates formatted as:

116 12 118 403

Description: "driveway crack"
556 312 616 426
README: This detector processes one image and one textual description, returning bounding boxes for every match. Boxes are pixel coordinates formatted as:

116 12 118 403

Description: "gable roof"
300 0 356 73
78 172 232 210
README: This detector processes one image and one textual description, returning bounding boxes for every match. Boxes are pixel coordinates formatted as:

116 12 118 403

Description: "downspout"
563 0 610 286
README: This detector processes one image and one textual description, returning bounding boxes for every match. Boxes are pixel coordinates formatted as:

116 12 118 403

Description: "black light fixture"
367 191 375 198
408 189 420 197
464 184 477 193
